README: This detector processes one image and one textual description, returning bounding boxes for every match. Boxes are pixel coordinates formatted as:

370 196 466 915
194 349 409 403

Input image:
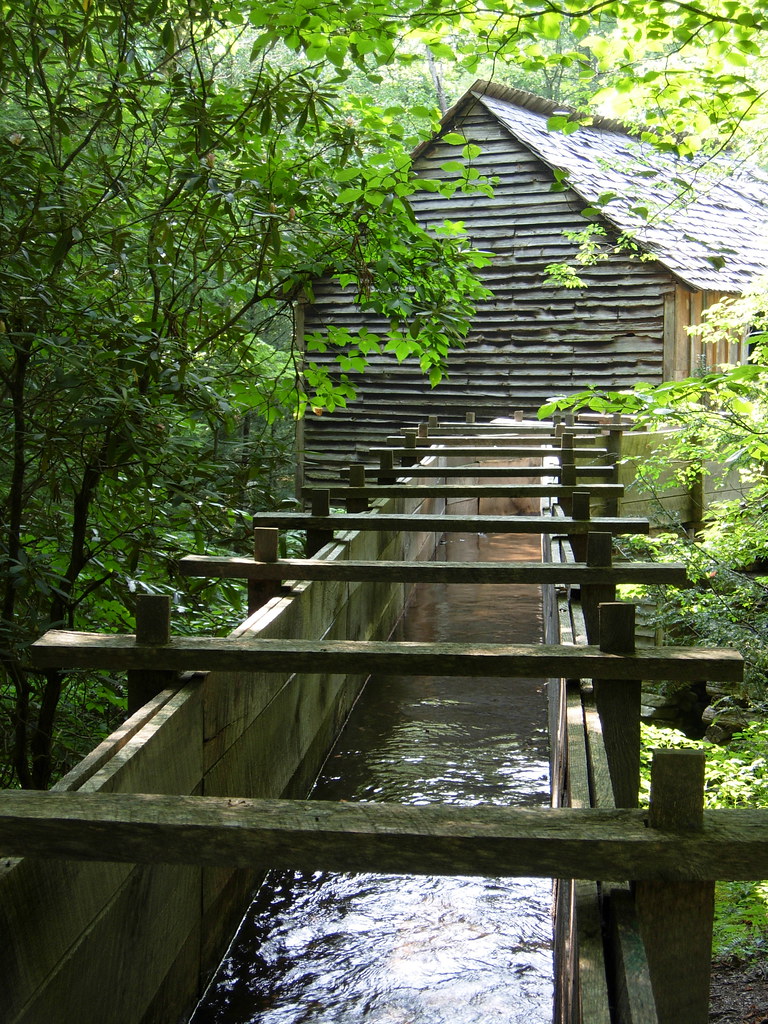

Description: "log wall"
0 492 441 1024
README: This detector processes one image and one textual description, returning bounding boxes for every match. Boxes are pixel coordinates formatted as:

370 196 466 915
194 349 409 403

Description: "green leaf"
537 11 562 39
337 187 364 203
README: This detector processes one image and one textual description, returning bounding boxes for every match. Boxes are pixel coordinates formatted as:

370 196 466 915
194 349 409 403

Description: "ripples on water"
191 534 554 1024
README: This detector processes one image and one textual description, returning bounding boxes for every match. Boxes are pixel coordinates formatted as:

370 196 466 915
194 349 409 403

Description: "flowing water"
191 533 553 1024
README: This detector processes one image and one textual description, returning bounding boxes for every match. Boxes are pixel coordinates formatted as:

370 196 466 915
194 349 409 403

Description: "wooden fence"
0 417 756 1024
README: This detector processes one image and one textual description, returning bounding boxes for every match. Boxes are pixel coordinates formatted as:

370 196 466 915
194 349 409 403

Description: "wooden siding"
664 285 744 379
300 100 691 482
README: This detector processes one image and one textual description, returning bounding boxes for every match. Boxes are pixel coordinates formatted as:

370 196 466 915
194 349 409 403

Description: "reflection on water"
191 534 553 1024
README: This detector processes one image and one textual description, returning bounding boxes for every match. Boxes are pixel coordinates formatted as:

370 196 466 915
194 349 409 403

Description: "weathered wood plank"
384 435 605 448
575 881 613 1024
2 794 768 880
607 888 660 1024
562 684 613 1020
370 445 607 459
30 632 743 680
351 464 613 479
309 483 624 500
250 512 651 535
403 425 605 437
179 555 689 586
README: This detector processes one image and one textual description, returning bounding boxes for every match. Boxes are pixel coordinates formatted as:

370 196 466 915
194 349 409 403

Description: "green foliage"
642 722 768 960
0 0 495 787
541 277 768 699
617 526 768 700
3 0 768 789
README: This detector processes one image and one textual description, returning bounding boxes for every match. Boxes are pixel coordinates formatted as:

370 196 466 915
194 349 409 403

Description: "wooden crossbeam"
30 632 743 681
369 446 608 459
178 556 689 587
304 483 624 500
0 792 765 880
385 434 605 447
354 465 615 479
404 424 606 436
250 514 650 535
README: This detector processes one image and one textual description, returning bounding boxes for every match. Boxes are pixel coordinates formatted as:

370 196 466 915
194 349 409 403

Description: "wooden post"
581 532 615 643
636 749 713 1024
607 415 623 465
571 492 591 521
401 430 418 467
596 602 640 807
307 489 333 555
126 595 175 715
606 889 659 1024
689 466 705 532
417 421 429 439
569 490 591 561
601 414 622 515
428 414 439 429
378 450 396 484
560 433 576 516
514 409 524 422
346 463 369 513
560 459 576 489
248 527 281 614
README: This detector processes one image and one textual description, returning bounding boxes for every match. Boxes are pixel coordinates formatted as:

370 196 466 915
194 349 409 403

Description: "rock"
702 705 752 744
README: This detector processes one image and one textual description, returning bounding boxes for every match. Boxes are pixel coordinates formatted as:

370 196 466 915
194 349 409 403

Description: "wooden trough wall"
616 429 746 525
0 491 442 1024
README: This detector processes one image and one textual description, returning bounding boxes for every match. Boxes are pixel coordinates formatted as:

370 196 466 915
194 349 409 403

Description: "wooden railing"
0 416 754 1024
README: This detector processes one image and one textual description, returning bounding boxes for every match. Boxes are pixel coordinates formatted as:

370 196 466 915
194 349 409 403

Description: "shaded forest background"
3 0 768 809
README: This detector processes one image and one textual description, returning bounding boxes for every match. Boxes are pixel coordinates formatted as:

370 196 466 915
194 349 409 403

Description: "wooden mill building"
298 80 768 482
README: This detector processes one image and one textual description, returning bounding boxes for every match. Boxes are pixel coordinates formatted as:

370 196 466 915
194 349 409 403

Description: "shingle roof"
442 80 768 293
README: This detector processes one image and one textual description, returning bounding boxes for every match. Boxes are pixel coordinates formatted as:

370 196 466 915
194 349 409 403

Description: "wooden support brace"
596 602 640 808
126 595 176 715
635 749 714 1024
